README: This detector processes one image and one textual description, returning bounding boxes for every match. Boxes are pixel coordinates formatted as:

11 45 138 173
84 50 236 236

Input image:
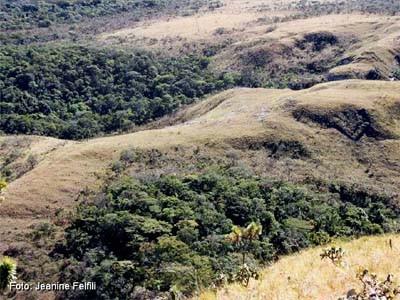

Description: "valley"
1 0 400 299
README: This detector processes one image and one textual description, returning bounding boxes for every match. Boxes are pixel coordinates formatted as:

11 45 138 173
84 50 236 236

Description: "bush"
0 257 17 291
0 179 7 192
340 270 400 300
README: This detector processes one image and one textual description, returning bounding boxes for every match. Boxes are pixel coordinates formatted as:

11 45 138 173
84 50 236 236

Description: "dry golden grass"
198 234 400 300
97 0 400 79
101 12 258 40
98 0 295 43
213 14 400 80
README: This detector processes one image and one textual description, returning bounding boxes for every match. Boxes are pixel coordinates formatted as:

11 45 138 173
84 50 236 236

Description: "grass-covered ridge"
57 162 400 299
0 45 231 139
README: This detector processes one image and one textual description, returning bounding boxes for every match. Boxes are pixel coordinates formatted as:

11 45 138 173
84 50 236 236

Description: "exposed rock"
293 106 392 141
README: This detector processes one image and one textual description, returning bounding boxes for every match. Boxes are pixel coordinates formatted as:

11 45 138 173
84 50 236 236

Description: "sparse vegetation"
0 0 217 31
290 0 400 17
209 235 400 299
340 270 400 300
0 136 38 181
320 247 345 265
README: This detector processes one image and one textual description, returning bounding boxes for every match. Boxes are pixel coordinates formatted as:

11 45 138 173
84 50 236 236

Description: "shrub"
30 222 56 242
0 179 7 192
0 257 17 291
340 270 400 300
320 247 345 265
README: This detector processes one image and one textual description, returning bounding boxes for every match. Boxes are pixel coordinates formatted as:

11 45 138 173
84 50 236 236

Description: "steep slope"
201 234 400 300
1 80 400 247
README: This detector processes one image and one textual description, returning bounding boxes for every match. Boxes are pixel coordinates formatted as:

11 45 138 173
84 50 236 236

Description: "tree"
227 222 263 286
228 222 263 265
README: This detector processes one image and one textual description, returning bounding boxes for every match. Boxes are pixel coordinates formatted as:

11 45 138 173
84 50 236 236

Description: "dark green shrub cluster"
0 45 229 139
0 0 218 31
58 167 400 299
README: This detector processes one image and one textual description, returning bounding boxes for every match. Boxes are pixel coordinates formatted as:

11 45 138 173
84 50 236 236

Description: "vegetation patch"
230 137 311 159
341 270 400 300
0 45 229 139
0 257 17 292
0 136 38 182
0 0 220 31
296 31 339 52
231 32 349 89
54 157 400 299
290 0 400 17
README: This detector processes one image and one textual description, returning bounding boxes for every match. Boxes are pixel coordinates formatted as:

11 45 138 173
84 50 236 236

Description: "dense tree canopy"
0 0 218 31
0 45 229 139
58 166 400 299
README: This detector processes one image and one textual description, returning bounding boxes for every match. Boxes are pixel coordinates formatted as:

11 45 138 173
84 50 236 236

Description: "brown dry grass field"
98 0 400 81
197 234 400 300
1 79 399 248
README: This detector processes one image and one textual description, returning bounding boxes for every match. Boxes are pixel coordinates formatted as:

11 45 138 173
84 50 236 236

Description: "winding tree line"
0 45 232 139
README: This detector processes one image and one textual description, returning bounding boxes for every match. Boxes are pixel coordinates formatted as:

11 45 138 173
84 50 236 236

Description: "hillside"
1 80 400 298
1 0 400 299
100 1 400 86
2 1 400 140
199 234 400 300
3 80 400 226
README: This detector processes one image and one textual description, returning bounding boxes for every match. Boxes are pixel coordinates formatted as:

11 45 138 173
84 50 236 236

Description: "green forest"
0 45 231 139
0 0 217 30
57 163 400 299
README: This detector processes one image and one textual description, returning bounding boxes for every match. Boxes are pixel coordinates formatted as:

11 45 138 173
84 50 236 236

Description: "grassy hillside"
200 234 400 300
97 0 400 88
1 0 400 299
2 80 400 232
0 80 399 298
